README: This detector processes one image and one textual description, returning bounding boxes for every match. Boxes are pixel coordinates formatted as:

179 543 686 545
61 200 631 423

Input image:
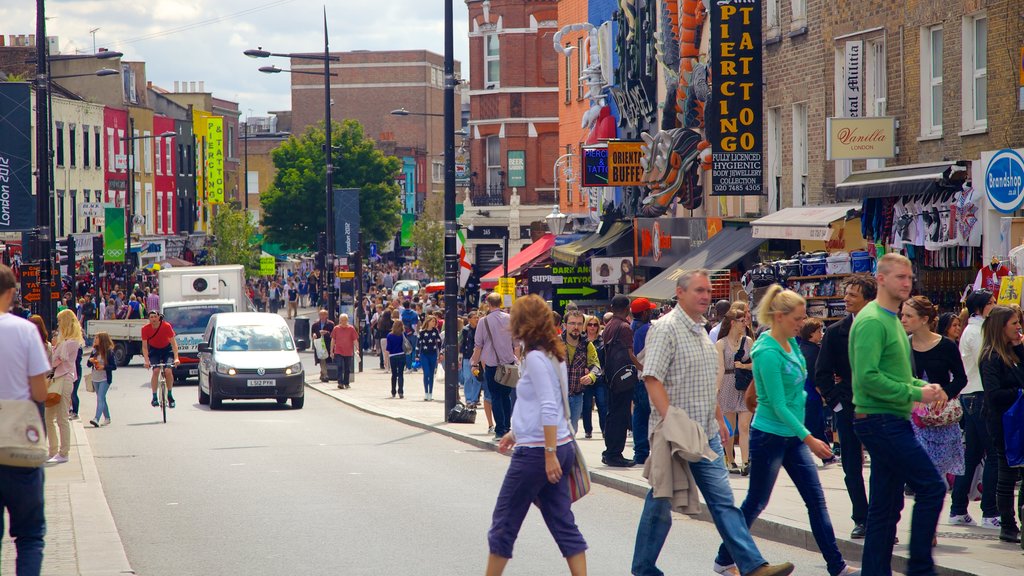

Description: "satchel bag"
732 338 753 391
552 354 591 502
0 399 48 467
483 315 519 387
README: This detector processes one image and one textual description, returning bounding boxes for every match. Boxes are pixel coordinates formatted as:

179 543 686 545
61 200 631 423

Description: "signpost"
527 265 612 314
19 263 59 305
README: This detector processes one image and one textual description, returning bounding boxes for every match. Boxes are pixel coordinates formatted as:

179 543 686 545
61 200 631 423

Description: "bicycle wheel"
160 375 167 424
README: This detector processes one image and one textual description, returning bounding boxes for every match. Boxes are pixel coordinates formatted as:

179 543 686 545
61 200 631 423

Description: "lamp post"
246 13 340 318
122 123 176 284
442 0 459 419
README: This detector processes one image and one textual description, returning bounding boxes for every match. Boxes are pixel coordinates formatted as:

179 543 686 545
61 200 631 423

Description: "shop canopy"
481 233 556 287
835 162 959 201
629 227 764 301
751 204 860 241
550 221 633 266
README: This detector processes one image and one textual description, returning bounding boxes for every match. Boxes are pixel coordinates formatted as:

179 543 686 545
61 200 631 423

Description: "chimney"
174 80 180 92
189 81 196 92
198 81 205 92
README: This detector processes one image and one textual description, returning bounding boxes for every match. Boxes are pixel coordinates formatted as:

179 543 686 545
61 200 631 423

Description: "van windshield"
162 304 234 333
215 325 295 352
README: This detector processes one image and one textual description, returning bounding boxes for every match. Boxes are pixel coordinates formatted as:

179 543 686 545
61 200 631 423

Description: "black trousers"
992 442 1024 528
335 355 353 386
834 407 869 525
390 354 405 395
603 387 634 459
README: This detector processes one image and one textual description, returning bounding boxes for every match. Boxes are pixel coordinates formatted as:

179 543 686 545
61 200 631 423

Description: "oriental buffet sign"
826 117 897 160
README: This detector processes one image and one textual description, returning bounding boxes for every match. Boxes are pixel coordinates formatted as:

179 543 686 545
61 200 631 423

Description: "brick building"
462 0 560 270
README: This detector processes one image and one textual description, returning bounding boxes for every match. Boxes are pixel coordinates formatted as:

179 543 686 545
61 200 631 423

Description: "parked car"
197 312 305 409
391 280 422 300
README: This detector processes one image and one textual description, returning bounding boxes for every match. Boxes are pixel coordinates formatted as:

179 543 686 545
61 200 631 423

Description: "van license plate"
189 369 198 376
247 379 275 387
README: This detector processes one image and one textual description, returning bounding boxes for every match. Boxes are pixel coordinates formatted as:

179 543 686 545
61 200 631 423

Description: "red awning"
481 233 555 288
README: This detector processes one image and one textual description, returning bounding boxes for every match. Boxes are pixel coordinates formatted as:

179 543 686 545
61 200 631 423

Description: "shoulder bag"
550 354 591 502
0 399 48 467
1004 390 1024 467
605 321 639 394
733 337 754 391
483 315 519 387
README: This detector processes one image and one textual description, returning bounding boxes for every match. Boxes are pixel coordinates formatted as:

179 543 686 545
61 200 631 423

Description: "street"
82 358 831 576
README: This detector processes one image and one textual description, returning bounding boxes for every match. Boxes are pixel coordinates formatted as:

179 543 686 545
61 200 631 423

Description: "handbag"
0 399 49 467
913 397 963 427
483 315 519 387
45 376 62 408
313 336 329 360
447 401 477 424
733 337 753 391
552 354 591 502
1003 390 1024 467
402 335 413 355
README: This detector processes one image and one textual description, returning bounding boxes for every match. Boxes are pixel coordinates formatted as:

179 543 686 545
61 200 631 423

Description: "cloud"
2 0 470 117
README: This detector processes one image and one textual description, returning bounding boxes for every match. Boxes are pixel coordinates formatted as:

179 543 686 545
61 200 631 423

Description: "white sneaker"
101 418 111 427
837 566 862 576
713 563 740 575
981 516 1001 529
948 513 975 526
46 455 69 464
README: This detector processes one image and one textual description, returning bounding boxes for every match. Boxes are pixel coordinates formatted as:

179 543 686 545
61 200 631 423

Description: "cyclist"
141 310 180 408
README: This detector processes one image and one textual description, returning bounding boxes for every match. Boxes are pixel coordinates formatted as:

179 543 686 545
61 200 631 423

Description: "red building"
103 107 129 209
152 115 176 235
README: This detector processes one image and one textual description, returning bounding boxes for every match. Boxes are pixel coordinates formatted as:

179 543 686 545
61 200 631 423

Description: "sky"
2 0 471 118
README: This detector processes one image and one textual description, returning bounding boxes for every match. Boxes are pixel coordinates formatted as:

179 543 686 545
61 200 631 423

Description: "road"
84 358 837 576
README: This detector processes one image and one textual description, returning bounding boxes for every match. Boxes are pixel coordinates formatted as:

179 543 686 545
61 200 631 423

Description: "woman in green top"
714 285 858 576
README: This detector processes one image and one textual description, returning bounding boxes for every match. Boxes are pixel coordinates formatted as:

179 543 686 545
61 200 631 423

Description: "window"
165 136 172 175
791 0 806 26
792 103 808 207
766 107 782 213
155 137 162 175
486 135 501 189
962 14 987 130
866 40 888 170
57 190 65 236
143 132 152 173
133 130 140 171
107 129 115 172
83 125 90 167
70 190 78 233
484 34 500 87
767 0 780 35
95 130 102 170
920 25 943 136
432 161 444 183
564 45 571 103
577 37 585 99
69 125 77 167
55 123 65 167
178 144 185 176
156 191 163 233
227 125 234 158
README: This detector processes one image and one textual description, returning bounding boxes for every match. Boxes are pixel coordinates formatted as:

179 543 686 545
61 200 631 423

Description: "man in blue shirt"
631 297 657 465
401 301 420 371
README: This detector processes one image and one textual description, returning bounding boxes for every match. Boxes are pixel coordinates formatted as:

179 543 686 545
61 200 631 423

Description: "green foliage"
209 201 260 276
260 120 402 250
410 193 444 280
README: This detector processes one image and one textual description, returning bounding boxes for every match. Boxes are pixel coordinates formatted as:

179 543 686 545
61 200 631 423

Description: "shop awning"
751 204 860 241
835 162 956 201
550 221 633 266
481 233 556 286
630 227 764 301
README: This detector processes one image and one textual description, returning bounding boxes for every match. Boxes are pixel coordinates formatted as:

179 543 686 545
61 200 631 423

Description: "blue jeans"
405 333 419 369
462 359 484 403
853 414 946 576
568 393 584 433
804 386 828 447
950 393 998 518
93 379 111 421
632 434 767 576
485 365 513 436
334 354 353 386
581 382 607 435
421 351 438 395
633 382 651 463
715 429 847 575
0 464 46 575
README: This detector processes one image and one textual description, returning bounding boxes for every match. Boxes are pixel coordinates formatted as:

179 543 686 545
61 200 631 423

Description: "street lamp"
442 0 459 419
122 124 176 284
546 206 568 235
390 107 445 118
50 68 119 80
246 12 341 319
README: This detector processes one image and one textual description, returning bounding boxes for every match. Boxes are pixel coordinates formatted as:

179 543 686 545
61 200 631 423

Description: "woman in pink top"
47 309 84 463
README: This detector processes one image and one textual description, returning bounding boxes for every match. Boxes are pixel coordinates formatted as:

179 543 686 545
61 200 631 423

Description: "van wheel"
113 342 130 366
209 385 222 410
198 385 210 405
276 397 288 405
291 395 304 409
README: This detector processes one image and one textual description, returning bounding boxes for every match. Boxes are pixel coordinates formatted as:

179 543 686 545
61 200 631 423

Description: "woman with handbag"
716 309 753 475
978 306 1024 544
487 295 587 576
385 320 407 398
46 309 84 464
87 332 117 428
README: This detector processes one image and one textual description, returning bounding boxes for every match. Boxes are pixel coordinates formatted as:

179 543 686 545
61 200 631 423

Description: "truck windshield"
215 325 295 352
162 304 234 333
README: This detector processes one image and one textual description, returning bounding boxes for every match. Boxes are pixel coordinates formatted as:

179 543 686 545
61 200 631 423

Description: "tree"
209 201 260 276
260 119 402 250
410 193 444 279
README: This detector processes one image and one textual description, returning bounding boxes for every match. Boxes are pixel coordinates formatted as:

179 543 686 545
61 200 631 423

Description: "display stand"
785 273 851 323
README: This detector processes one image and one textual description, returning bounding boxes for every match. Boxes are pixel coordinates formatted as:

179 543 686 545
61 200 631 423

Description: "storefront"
480 233 556 289
550 221 634 266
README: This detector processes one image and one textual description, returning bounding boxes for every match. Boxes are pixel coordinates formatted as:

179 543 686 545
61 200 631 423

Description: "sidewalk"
306 360 1024 576
0 420 133 576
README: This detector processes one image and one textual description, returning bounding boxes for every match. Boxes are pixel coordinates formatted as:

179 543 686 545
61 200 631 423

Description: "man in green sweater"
849 253 947 576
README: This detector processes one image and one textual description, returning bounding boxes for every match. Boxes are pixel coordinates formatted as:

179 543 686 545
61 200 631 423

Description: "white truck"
87 265 251 382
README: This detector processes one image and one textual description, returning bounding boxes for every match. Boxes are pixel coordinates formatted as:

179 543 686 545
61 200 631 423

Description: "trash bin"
293 317 310 351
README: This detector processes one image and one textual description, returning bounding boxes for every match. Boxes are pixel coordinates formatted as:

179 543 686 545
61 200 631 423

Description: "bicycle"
151 362 175 423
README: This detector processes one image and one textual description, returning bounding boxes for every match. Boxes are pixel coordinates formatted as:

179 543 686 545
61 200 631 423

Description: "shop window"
484 34 500 87
791 103 807 207
961 14 987 131
920 25 943 137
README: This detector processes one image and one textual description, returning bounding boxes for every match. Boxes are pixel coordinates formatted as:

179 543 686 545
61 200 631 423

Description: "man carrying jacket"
814 273 875 539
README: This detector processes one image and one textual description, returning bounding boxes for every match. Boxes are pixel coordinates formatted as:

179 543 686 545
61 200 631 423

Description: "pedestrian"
417 315 442 401
331 314 358 390
936 312 962 343
286 281 299 319
378 306 395 371
631 297 657 465
707 299 733 342
562 310 601 433
716 309 754 475
632 269 795 576
714 285 857 576
849 253 947 576
602 294 641 467
796 318 831 463
386 316 407 398
951 289 1001 529
472 292 518 442
462 312 494 431
269 281 281 314
486 294 587 576
311 309 335 383
581 315 608 439
48 309 85 464
978 306 1024 544
87 332 117 428
0 264 52 575
815 273 876 539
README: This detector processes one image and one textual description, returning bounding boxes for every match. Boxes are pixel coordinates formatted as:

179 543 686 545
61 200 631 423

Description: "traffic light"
315 232 327 271
92 236 103 279
65 236 75 275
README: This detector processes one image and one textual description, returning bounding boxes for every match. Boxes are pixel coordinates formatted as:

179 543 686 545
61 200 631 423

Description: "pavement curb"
69 420 136 576
305 379 992 576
